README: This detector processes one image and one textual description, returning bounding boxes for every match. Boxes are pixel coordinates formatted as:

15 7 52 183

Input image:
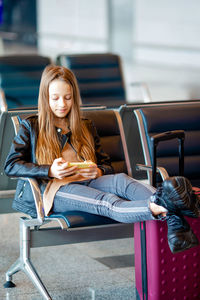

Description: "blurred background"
1 0 200 103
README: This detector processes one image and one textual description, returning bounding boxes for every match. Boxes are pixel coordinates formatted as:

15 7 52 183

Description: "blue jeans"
52 173 156 223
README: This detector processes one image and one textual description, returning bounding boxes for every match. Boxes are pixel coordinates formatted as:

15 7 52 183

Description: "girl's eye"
51 96 59 100
65 95 72 100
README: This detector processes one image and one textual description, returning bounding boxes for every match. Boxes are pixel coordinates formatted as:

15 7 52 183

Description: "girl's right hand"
48 157 77 179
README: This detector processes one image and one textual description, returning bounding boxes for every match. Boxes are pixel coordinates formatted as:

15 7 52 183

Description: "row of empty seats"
0 53 152 111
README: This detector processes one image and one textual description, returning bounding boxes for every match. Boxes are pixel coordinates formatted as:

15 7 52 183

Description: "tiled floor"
0 213 136 300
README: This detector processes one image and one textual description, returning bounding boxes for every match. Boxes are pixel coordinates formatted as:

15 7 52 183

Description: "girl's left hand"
78 163 103 179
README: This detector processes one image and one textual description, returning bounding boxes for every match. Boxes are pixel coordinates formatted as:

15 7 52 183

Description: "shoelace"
166 213 189 232
154 186 168 209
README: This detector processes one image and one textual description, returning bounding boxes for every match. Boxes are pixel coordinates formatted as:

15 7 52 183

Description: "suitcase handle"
151 130 185 144
151 130 185 187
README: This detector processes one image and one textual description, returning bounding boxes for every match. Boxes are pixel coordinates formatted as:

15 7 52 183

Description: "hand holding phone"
49 157 77 179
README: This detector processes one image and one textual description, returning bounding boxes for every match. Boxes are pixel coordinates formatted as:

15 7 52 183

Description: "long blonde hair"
36 64 96 164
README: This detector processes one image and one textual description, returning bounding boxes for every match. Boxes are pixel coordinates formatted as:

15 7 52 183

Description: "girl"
4 65 199 254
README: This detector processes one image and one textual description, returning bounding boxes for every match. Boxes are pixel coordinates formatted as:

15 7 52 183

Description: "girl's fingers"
78 168 98 178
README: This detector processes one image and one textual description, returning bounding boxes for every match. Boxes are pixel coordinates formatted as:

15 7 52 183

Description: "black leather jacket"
4 116 113 217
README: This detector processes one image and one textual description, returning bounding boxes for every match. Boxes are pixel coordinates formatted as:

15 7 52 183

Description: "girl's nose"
58 97 65 106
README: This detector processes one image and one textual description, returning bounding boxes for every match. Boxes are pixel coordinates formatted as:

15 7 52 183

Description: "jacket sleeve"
4 119 51 179
86 120 114 175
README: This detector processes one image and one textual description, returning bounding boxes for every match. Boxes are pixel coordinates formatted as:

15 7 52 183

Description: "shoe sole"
168 228 199 254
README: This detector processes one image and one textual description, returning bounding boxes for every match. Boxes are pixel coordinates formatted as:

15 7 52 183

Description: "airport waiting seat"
56 53 127 107
0 55 51 109
4 109 134 300
134 101 200 187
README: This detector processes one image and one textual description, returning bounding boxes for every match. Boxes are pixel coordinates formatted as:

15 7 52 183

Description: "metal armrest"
136 163 169 182
20 178 44 226
137 130 185 186
21 178 69 229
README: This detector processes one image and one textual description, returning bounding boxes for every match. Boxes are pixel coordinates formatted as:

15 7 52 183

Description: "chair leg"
23 259 52 300
4 258 21 287
4 217 52 300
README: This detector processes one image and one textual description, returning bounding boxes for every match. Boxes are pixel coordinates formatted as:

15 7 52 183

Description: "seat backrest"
0 55 51 109
134 102 200 187
119 101 194 180
56 53 126 107
3 108 131 191
0 108 37 213
0 109 38 191
82 109 131 175
15 108 131 176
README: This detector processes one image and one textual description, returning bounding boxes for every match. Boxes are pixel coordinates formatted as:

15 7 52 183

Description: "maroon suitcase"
134 218 200 300
134 131 200 300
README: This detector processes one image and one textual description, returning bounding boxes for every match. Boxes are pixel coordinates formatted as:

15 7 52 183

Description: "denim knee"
113 173 131 184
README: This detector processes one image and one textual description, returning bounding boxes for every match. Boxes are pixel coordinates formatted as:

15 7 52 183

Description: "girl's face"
49 79 73 119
